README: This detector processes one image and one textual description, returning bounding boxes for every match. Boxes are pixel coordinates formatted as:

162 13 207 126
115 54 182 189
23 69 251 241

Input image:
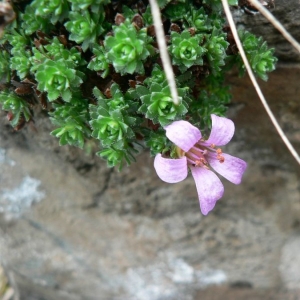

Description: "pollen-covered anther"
217 154 225 163
216 148 224 163
202 158 210 169
194 158 209 169
195 160 202 167
216 148 222 154
210 143 216 148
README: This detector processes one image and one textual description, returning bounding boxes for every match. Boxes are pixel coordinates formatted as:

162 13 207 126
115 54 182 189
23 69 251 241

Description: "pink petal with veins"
204 114 235 146
154 154 188 183
190 166 224 215
164 120 201 152
207 153 247 185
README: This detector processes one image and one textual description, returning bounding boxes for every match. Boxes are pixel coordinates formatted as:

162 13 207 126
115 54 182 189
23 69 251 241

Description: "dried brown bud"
58 35 68 46
0 2 16 37
135 75 146 84
15 85 32 96
115 13 125 26
129 80 136 88
136 0 146 14
39 92 47 110
147 25 156 37
188 27 196 36
104 87 112 98
132 14 144 29
14 115 26 131
11 80 33 96
170 23 181 33
7 111 13 122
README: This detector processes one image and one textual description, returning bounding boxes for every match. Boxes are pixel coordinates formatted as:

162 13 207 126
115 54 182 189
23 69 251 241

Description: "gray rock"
1 1 300 298
279 236 300 289
235 0 300 62
1 65 300 299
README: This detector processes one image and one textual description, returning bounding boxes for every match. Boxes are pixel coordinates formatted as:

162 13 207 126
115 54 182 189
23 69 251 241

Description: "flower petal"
207 153 247 185
190 166 224 215
204 114 235 146
164 120 201 152
154 154 188 183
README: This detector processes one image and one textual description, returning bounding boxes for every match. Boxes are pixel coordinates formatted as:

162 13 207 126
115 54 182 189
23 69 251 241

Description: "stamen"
193 158 209 168
195 160 202 167
217 154 225 163
216 148 222 154
186 157 195 165
197 142 216 153
189 146 204 157
186 144 210 168
186 153 209 168
211 147 224 163
186 152 199 161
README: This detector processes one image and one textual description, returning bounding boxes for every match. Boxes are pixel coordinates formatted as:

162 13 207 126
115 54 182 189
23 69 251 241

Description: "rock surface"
1 1 300 299
1 65 300 299
236 0 300 62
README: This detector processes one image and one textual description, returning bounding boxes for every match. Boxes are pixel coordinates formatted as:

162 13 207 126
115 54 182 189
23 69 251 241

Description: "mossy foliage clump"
0 0 277 169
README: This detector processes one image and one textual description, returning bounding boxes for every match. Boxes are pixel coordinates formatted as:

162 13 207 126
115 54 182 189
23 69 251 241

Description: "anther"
217 155 225 163
195 160 202 167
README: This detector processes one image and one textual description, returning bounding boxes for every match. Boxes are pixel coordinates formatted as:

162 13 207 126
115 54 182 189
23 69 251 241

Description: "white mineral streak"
124 254 227 300
0 176 45 219
0 148 15 166
279 237 300 289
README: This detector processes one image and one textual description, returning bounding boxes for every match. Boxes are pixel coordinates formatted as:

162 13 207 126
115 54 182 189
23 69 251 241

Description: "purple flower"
154 114 247 215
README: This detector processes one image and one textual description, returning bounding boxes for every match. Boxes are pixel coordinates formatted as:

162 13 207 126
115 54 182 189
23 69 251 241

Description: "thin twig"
148 0 179 105
249 0 300 54
2 287 14 300
7 272 19 300
221 0 300 165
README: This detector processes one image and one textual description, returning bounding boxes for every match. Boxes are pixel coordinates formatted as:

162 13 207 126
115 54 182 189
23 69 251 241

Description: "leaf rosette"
170 30 206 72
89 84 136 148
35 59 83 102
90 110 135 148
65 10 105 51
205 29 229 74
0 91 32 128
67 0 110 13
105 20 154 75
145 130 169 156
98 146 137 170
50 97 90 149
0 51 10 83
137 82 189 126
184 7 211 32
30 0 69 24
10 50 32 79
238 30 277 81
132 65 189 126
88 45 110 78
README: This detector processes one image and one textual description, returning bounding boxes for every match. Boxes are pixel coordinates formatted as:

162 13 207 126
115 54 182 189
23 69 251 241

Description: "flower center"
177 141 225 168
